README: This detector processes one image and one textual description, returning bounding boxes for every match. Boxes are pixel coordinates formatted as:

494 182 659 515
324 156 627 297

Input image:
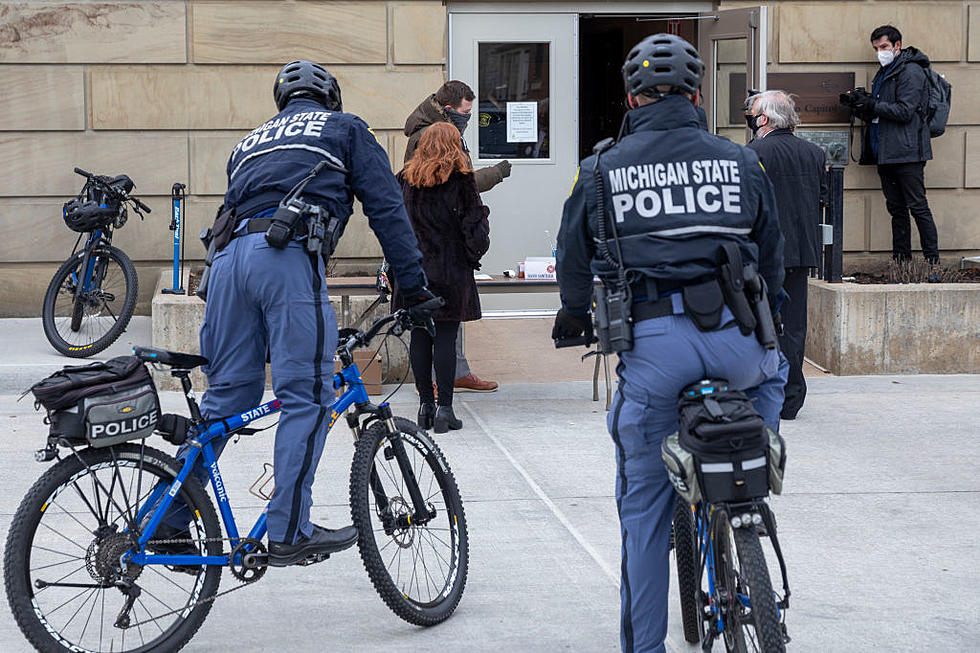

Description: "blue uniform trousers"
608 300 787 653
174 233 338 545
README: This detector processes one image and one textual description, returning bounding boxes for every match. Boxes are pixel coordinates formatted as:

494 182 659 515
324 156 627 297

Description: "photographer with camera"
841 25 939 264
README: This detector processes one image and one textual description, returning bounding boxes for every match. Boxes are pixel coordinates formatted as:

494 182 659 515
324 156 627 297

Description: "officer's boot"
268 524 358 567
417 402 436 430
433 405 463 434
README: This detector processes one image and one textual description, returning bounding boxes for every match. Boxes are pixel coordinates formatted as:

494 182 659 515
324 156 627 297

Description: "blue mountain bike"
670 381 791 653
42 168 152 358
4 303 469 652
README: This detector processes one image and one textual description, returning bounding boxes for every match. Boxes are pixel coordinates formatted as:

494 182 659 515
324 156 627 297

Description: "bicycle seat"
133 346 208 370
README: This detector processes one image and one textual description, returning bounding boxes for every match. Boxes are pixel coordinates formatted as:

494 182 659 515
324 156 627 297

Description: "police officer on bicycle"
159 60 436 567
553 35 787 653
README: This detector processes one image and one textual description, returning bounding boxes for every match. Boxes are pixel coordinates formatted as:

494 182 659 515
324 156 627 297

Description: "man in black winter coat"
747 90 826 420
854 25 939 263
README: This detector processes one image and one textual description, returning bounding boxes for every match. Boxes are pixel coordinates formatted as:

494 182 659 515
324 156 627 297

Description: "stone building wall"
0 1 446 316
0 1 977 317
719 0 980 266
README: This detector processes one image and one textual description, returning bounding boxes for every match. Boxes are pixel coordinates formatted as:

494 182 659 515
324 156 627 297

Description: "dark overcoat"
392 170 490 322
748 129 827 268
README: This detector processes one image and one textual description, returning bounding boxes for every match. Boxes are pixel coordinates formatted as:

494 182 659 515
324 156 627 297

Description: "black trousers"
410 321 460 407
778 267 809 419
877 162 939 262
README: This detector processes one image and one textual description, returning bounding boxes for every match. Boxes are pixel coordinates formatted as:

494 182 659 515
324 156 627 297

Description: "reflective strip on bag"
700 462 734 473
742 456 767 470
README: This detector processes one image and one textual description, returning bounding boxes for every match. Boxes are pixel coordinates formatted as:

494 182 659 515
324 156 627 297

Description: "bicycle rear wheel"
42 246 138 358
349 417 468 626
712 509 784 653
673 499 703 644
4 443 222 652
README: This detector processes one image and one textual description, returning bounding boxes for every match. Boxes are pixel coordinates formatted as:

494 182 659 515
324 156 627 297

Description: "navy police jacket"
224 97 425 291
556 95 784 315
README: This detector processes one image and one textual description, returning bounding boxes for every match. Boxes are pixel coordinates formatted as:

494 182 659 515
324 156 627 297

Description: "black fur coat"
393 170 490 322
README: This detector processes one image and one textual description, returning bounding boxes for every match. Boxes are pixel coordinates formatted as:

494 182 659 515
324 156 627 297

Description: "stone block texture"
716 0 980 258
1 1 445 316
3 0 980 317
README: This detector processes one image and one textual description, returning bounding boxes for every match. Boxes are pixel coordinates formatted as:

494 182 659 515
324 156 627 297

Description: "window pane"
478 42 550 159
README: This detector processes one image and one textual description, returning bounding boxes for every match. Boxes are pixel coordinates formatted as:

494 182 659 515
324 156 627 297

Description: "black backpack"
922 64 952 138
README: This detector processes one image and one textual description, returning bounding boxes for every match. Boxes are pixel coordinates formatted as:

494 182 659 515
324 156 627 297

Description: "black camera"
839 87 869 108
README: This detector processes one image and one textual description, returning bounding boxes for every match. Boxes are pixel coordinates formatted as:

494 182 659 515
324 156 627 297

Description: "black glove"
551 309 593 341
401 286 437 308
495 160 512 179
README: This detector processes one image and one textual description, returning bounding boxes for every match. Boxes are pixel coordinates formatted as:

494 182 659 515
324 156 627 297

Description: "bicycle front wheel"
42 246 138 358
4 443 222 653
712 509 785 653
349 417 468 626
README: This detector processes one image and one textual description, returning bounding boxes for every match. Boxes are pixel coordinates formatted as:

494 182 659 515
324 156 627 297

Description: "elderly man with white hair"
745 90 827 420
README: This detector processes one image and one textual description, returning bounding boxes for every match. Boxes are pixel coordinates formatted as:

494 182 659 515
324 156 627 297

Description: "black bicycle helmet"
622 33 704 98
62 199 117 233
273 60 342 112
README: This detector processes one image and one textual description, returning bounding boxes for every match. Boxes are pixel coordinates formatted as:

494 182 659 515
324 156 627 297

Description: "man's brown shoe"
453 373 499 393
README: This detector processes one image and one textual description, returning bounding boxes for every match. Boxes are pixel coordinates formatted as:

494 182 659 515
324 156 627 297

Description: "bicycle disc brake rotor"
386 496 415 548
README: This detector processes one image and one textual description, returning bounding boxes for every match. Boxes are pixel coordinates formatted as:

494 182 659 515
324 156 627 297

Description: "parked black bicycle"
42 168 151 358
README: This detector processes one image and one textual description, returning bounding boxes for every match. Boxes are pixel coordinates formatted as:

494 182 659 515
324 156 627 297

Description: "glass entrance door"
698 6 768 143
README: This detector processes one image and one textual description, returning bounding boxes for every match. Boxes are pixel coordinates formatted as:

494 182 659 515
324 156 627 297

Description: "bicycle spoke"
63 587 98 637
38 521 89 554
31 545 85 561
146 565 194 596
44 586 92 617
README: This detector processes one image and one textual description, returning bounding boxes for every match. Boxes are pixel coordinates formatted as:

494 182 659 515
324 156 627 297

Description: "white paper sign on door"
506 101 537 142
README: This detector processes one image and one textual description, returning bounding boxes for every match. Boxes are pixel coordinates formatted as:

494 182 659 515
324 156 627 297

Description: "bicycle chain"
121 535 265 629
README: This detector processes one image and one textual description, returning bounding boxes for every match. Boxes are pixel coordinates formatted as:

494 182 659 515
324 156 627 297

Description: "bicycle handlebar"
341 296 446 355
72 167 152 214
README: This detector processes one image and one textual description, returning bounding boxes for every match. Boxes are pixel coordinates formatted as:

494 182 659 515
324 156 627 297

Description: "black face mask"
445 107 471 135
744 113 762 133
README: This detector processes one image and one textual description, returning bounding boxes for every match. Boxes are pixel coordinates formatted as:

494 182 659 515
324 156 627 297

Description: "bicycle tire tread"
349 417 468 627
42 246 138 358
731 526 785 653
673 500 702 644
4 444 221 653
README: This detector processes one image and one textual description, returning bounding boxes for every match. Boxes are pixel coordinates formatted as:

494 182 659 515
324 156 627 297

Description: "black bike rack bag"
32 356 160 448
676 386 770 504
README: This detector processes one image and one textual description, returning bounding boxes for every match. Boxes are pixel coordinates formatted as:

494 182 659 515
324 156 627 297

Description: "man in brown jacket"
403 80 511 392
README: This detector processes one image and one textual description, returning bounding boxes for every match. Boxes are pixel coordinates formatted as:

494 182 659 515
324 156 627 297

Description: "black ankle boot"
433 405 462 433
417 402 436 429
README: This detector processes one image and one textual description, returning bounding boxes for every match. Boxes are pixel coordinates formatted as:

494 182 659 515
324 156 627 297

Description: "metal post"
823 164 845 283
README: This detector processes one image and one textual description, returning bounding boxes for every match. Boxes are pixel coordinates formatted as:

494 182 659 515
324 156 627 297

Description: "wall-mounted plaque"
731 72 856 124
796 130 850 165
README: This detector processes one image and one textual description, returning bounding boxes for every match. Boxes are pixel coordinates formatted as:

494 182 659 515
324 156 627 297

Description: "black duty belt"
632 295 676 323
233 217 308 239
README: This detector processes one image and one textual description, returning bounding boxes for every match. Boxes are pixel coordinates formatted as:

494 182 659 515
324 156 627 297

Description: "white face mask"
877 50 896 67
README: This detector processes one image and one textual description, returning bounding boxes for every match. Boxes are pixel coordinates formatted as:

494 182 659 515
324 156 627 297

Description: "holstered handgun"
196 227 216 302
744 268 778 350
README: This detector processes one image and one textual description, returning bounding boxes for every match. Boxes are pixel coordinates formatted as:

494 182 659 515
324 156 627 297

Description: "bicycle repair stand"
162 183 187 295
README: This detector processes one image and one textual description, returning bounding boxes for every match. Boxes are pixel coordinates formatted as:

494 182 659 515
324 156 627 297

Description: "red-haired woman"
393 122 490 433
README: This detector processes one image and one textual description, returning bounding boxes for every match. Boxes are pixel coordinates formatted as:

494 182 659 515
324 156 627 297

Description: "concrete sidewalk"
0 316 152 394
1 367 979 652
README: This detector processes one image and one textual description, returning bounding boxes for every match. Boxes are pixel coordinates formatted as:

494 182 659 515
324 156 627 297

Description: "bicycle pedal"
297 553 330 566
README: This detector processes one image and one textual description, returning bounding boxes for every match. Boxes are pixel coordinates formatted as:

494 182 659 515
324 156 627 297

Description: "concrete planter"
806 279 980 375
151 270 406 391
